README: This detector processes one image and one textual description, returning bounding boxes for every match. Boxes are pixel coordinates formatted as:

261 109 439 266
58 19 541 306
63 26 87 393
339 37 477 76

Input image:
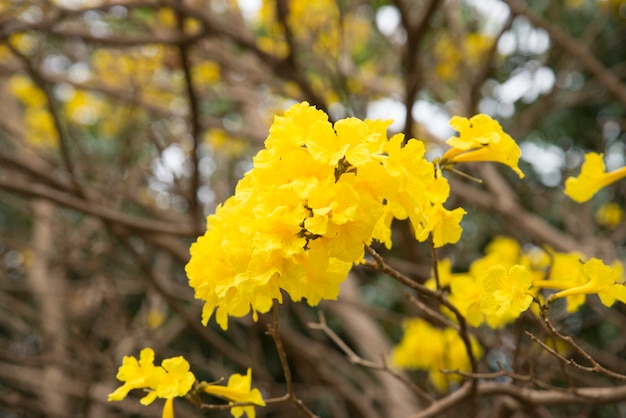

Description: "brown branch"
267 300 319 418
117 233 256 369
363 245 478 384
392 0 440 138
308 311 434 404
176 13 204 235
7 44 85 198
533 306 626 381
0 176 195 237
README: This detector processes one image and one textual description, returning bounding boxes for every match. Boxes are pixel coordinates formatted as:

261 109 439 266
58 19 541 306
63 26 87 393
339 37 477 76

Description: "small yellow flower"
564 152 626 202
441 114 524 178
204 369 266 418
108 348 195 418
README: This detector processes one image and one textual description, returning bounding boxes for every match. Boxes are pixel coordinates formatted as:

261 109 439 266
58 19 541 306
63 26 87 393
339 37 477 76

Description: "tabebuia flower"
564 152 626 202
440 114 525 178
186 102 468 330
108 348 265 418
108 348 195 418
480 264 534 328
548 258 626 307
203 369 266 418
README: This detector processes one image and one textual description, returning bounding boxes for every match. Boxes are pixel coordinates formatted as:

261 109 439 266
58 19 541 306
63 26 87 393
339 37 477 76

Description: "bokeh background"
1 0 626 417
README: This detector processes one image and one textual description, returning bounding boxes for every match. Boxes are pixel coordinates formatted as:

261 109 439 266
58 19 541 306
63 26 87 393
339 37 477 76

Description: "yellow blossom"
596 202 623 228
108 348 195 418
481 264 534 327
203 369 266 418
187 102 468 329
449 273 484 327
564 152 626 202
441 114 524 178
533 252 588 313
391 318 482 391
548 258 626 307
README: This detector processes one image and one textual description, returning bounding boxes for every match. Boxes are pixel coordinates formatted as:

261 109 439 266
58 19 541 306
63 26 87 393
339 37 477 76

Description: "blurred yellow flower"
564 152 626 202
596 202 623 228
391 318 482 391
533 251 588 313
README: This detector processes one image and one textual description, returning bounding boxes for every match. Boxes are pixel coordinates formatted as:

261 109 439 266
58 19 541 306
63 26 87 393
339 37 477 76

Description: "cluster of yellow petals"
186 102 466 330
441 236 626 328
391 318 482 391
108 348 195 418
564 152 626 202
108 348 264 418
444 236 535 328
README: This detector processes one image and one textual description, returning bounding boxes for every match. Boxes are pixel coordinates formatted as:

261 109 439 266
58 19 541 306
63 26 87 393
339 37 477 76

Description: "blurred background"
1 0 626 417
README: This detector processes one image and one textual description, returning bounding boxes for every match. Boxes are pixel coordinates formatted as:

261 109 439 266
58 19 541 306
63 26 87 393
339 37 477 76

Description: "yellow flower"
549 258 626 307
564 152 626 202
391 318 481 391
108 348 166 404
204 369 266 418
596 202 623 228
186 102 467 329
533 252 588 313
108 348 195 418
441 114 524 178
481 264 534 327
449 274 484 327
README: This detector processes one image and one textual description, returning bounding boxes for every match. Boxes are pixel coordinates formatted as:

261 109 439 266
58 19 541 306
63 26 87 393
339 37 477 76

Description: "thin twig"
267 300 319 418
363 245 478 382
530 306 626 381
308 311 434 404
176 12 204 235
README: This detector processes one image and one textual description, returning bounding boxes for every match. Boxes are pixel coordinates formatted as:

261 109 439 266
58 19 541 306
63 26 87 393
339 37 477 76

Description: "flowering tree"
2 1 626 417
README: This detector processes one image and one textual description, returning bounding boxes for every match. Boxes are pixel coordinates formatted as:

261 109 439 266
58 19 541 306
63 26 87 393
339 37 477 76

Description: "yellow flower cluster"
108 348 265 418
186 102 466 330
442 236 626 327
391 318 482 391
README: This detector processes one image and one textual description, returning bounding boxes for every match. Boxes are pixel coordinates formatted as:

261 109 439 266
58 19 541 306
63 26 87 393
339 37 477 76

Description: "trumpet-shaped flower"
549 258 626 307
481 264 534 327
532 251 588 313
204 368 266 418
441 114 524 178
108 348 195 418
564 152 626 202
